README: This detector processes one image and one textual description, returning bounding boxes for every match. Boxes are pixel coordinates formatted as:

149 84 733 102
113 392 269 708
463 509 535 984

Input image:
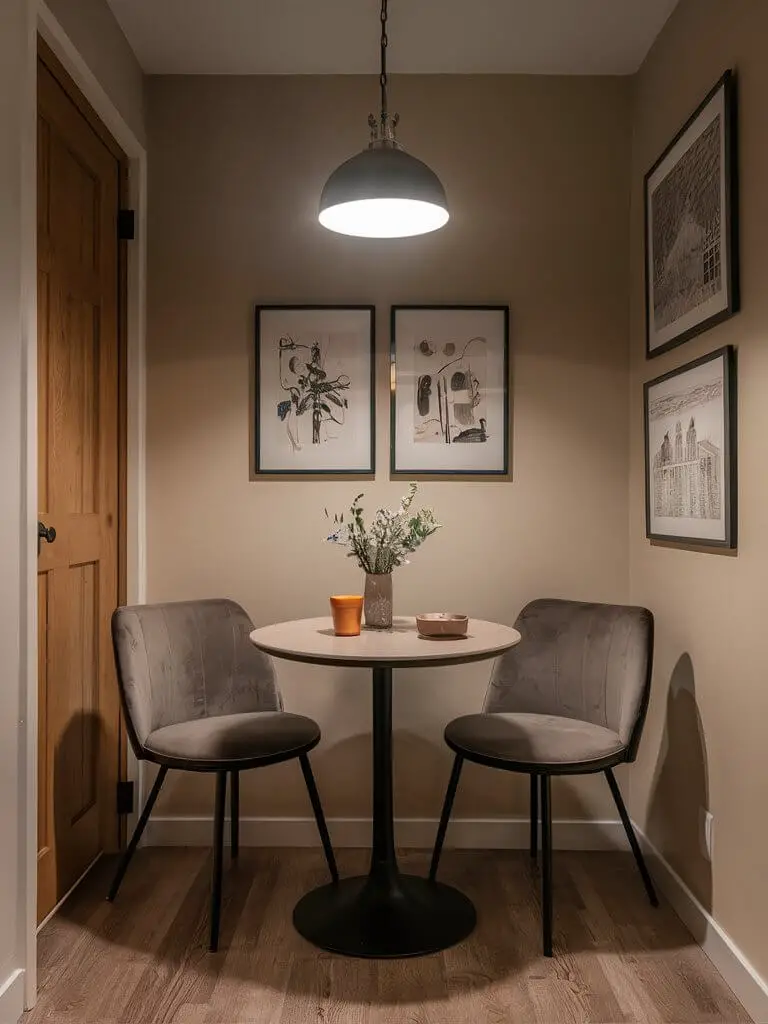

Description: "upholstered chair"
108 599 338 951
429 598 658 956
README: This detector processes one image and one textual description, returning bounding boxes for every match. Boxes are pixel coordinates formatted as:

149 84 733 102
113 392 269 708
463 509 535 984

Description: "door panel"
37 573 50 857
37 56 122 923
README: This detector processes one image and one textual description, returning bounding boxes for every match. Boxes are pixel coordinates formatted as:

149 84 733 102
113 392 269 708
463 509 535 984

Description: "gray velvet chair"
108 599 338 952
429 598 658 956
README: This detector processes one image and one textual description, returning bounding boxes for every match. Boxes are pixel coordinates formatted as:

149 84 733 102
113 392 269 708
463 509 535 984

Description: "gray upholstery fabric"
143 711 320 767
446 712 624 768
112 599 283 759
483 599 653 760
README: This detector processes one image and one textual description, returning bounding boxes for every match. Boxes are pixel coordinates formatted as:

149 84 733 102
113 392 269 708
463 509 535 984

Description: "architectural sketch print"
651 116 722 333
644 346 735 547
276 335 351 452
649 377 722 521
645 72 738 358
412 336 488 445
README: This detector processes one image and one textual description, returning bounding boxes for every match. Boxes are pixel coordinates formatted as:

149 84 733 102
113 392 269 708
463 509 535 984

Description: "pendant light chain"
380 0 389 121
369 0 398 144
318 0 449 237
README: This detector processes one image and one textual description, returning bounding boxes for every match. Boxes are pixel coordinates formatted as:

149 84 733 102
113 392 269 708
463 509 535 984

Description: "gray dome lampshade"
318 144 450 238
317 0 449 239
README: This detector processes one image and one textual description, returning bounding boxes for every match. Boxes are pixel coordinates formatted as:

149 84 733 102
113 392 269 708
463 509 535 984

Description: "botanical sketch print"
651 116 722 334
391 306 508 474
276 334 352 452
412 335 489 445
649 375 722 522
256 306 373 475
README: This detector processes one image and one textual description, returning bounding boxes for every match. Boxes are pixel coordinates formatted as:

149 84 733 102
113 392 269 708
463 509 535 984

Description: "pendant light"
318 0 449 239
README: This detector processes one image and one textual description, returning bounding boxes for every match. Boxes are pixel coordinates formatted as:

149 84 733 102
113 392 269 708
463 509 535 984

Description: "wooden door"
37 54 123 923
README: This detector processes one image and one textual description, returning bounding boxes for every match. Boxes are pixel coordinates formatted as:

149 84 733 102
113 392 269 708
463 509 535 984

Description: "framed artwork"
644 346 736 548
645 70 738 358
390 305 509 475
254 305 375 474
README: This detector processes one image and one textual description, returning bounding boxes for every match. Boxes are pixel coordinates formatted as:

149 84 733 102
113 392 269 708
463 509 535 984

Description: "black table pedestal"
293 872 476 959
293 666 476 958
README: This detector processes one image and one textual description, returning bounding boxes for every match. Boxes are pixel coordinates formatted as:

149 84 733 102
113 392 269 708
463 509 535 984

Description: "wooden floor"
26 847 749 1024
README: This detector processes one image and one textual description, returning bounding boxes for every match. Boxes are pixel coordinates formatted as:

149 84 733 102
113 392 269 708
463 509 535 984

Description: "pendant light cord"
379 0 389 122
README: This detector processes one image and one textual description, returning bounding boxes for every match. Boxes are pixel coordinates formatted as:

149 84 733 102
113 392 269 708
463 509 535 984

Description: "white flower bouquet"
325 482 441 575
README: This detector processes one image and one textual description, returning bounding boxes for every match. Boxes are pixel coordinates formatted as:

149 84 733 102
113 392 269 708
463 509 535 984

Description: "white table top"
249 616 521 670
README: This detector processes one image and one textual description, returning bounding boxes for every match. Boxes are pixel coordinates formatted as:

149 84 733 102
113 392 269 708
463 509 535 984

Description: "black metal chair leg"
230 770 239 859
429 754 464 882
299 754 339 883
210 770 227 952
107 766 168 902
530 773 539 859
540 774 553 957
605 768 659 907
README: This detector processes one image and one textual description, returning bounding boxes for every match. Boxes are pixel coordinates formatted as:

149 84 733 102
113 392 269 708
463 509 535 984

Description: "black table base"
293 873 476 959
293 666 477 958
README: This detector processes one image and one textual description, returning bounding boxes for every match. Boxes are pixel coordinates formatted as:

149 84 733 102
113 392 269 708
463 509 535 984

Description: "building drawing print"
412 335 488 445
276 335 351 452
649 378 723 521
651 115 722 332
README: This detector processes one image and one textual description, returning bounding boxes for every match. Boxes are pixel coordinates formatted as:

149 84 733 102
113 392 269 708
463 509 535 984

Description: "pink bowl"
416 613 469 638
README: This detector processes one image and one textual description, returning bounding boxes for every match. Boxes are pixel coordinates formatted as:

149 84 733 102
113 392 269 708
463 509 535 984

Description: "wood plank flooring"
25 847 750 1023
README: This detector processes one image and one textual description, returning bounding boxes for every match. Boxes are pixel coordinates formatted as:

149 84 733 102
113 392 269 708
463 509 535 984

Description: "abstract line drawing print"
412 336 488 445
276 335 351 452
649 377 722 521
651 115 722 333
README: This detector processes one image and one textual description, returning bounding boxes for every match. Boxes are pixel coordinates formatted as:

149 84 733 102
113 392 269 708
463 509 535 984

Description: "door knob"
38 521 56 555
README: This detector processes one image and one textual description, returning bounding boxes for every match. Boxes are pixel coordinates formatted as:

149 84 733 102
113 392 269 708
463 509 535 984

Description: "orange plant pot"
330 595 363 637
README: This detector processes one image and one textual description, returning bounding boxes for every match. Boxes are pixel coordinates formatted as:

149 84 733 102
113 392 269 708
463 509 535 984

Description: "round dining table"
249 614 521 959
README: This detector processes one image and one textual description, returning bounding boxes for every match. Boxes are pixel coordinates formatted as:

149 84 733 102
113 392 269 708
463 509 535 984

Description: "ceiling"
107 0 679 76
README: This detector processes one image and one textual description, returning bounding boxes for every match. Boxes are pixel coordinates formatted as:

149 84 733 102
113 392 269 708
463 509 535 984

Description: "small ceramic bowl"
416 613 469 638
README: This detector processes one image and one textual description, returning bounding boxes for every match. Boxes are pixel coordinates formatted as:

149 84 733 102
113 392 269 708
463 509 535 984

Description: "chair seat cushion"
445 712 625 769
143 711 320 768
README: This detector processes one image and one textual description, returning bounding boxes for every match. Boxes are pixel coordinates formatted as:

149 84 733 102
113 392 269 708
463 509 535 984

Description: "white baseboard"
0 969 24 1024
637 828 768 1024
143 815 625 851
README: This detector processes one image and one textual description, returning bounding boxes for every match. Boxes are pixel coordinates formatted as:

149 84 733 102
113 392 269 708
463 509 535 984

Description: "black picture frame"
390 305 510 476
643 345 737 549
644 70 739 358
254 304 375 475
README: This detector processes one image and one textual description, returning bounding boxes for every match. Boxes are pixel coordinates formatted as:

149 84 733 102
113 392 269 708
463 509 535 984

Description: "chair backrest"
484 598 653 760
112 599 281 757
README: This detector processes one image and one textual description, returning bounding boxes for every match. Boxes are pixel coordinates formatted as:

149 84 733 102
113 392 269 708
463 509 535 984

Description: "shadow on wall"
308 729 450 820
156 725 602 824
308 729 581 825
158 729 454 820
54 711 107 901
646 653 712 914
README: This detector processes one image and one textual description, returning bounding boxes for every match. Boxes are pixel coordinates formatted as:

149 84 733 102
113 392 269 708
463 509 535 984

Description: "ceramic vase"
364 573 393 629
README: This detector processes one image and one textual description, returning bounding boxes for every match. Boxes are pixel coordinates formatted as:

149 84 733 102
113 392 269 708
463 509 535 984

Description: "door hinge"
118 208 135 241
117 780 135 815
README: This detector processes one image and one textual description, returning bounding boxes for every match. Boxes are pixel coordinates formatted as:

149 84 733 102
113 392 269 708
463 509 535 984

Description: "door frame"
37 33 129 921
21 1 147 1008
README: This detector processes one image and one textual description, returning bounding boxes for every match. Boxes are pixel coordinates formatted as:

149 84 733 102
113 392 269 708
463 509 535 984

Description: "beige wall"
44 0 145 144
146 74 632 822
628 0 768 981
